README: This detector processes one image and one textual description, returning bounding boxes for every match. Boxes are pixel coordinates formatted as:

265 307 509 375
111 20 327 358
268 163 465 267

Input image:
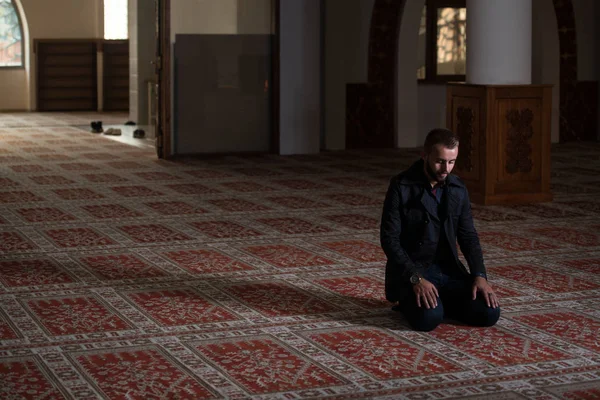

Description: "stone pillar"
279 0 322 155
466 0 532 84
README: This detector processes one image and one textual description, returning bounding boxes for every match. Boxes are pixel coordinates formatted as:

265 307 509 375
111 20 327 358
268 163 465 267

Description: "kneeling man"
380 128 500 331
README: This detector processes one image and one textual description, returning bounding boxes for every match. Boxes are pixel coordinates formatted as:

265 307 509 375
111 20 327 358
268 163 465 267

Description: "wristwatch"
409 273 422 285
472 272 487 280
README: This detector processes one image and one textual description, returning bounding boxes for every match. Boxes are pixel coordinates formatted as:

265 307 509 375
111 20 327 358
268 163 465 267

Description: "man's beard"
425 160 447 184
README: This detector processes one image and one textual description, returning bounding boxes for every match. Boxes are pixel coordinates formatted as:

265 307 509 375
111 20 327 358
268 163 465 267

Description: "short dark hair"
423 128 459 154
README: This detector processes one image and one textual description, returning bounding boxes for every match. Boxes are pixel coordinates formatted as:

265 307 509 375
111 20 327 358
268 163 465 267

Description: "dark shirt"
430 184 444 204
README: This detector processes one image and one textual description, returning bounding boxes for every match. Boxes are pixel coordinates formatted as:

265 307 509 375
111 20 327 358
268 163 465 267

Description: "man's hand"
472 277 499 308
413 279 439 309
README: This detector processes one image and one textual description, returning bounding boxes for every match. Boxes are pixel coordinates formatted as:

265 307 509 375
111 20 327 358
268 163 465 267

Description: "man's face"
423 144 459 184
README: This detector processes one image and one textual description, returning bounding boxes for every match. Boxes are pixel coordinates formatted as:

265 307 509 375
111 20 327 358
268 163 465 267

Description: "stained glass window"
0 0 23 67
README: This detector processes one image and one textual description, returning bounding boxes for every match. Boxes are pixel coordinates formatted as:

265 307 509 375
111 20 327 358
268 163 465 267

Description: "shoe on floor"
103 128 122 136
133 129 145 138
90 121 103 133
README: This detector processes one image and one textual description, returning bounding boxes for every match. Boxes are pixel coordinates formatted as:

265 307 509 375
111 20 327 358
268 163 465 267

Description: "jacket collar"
399 159 465 221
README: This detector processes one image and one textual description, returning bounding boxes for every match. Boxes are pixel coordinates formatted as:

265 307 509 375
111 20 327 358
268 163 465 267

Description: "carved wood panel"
456 106 474 172
505 108 534 174
496 99 543 186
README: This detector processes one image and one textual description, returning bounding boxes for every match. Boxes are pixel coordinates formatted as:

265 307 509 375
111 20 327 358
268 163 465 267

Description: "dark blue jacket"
380 159 486 302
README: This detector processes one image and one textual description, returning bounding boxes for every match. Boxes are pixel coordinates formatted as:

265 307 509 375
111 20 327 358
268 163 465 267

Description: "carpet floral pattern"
0 113 599 399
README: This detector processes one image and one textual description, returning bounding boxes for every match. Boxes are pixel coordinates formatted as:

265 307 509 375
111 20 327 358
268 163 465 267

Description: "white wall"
417 84 447 146
170 0 237 39
21 0 102 39
0 64 28 111
279 0 321 154
170 0 271 38
324 0 373 150
238 0 273 34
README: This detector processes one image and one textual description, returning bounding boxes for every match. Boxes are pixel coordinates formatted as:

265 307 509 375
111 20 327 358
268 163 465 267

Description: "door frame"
271 0 280 153
156 0 171 158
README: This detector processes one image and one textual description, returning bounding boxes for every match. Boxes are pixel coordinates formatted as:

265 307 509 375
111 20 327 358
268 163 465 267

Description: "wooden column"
446 83 553 205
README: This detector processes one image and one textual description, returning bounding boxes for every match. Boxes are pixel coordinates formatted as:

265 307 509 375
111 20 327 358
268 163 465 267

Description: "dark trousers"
397 264 500 332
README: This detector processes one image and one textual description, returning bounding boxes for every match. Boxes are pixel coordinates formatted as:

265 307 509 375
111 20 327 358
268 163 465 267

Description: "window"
417 0 466 82
0 0 23 67
104 0 128 40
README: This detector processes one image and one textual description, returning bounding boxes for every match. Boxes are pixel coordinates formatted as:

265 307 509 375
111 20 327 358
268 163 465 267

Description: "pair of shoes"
104 128 122 136
91 121 103 133
133 129 145 138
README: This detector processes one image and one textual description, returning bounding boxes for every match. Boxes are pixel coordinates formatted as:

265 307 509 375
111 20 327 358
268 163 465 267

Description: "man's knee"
407 305 444 332
475 306 501 327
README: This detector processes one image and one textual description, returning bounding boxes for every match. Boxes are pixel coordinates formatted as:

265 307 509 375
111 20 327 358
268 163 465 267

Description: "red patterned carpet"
0 113 599 399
